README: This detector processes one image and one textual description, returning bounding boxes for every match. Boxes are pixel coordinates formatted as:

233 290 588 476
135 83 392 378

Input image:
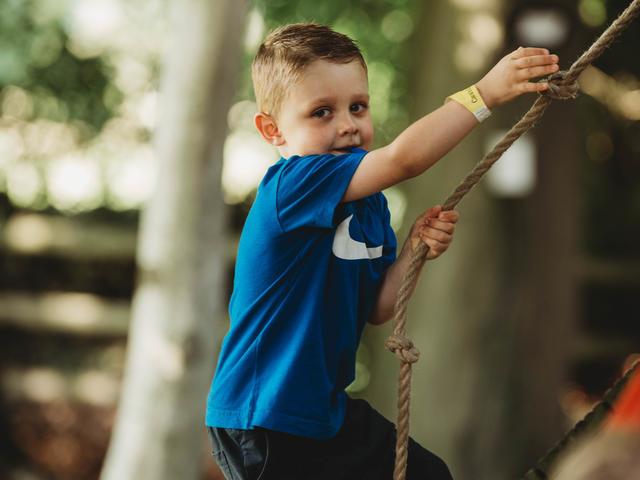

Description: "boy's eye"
350 103 368 113
312 108 331 118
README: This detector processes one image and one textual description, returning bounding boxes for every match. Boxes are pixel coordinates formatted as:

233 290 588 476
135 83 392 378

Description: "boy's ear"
254 112 285 146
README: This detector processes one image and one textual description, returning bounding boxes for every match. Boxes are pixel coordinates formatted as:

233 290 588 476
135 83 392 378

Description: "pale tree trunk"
100 2 247 480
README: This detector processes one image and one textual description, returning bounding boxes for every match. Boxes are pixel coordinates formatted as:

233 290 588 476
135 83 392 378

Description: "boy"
206 23 559 479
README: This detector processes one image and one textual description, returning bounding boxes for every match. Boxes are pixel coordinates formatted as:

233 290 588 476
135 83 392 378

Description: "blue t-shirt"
205 148 397 439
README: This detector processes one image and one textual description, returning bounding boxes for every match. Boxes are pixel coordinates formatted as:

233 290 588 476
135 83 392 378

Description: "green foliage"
0 0 119 133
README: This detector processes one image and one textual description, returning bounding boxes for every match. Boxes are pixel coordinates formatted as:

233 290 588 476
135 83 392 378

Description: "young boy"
206 23 560 479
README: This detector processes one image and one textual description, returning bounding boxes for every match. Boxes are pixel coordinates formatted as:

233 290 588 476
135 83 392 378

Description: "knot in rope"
385 333 420 364
542 70 580 100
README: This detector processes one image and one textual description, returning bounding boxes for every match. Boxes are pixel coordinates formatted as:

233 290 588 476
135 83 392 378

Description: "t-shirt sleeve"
276 151 366 231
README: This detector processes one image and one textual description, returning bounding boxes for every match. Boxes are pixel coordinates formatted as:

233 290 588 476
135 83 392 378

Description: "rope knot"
385 333 420 364
542 70 579 100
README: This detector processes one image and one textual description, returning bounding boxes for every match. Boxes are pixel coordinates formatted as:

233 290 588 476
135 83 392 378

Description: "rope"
385 1 640 478
522 360 640 480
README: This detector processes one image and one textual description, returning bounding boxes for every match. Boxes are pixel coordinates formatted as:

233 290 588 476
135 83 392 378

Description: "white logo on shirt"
332 214 383 260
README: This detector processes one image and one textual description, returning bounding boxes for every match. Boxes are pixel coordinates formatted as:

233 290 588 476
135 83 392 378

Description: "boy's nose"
338 114 358 135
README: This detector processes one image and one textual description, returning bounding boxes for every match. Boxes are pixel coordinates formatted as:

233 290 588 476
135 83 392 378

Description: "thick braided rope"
522 360 640 479
385 1 640 479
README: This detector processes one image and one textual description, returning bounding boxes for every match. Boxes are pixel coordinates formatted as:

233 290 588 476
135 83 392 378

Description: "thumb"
427 205 442 219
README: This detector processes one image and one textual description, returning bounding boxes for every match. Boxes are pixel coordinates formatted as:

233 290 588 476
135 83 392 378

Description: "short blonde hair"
252 23 367 117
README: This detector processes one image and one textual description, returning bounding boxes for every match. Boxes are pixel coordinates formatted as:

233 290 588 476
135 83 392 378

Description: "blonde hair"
252 23 367 117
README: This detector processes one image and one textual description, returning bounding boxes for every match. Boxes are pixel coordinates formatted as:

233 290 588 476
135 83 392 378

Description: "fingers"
419 225 452 244
508 48 560 96
425 205 442 218
510 47 550 59
514 54 559 79
414 206 459 259
419 205 458 221
437 210 459 223
511 51 560 90
522 81 551 93
425 218 454 234
516 63 559 81
420 209 458 226
513 54 559 69
423 237 449 259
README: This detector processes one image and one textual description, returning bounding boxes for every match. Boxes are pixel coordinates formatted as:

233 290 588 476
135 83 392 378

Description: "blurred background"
0 0 638 479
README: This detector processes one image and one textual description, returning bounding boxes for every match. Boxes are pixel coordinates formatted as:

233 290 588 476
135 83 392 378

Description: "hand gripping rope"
385 1 640 478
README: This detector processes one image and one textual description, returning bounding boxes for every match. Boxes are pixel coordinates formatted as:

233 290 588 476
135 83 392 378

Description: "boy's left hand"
476 47 560 108
409 205 459 260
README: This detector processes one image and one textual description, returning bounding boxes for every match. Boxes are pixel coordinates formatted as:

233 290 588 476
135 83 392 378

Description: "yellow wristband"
446 85 491 122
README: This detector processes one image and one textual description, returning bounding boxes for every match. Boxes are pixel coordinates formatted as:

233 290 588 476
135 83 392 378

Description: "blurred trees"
0 0 164 212
99 2 247 480
363 1 517 478
0 2 156 478
0 0 638 479
0 0 116 133
358 0 638 478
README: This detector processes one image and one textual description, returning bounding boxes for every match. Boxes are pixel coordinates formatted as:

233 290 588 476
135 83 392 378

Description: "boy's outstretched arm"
368 206 459 326
342 47 559 203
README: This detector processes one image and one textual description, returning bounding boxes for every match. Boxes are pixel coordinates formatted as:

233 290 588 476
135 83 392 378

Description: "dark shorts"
207 397 453 480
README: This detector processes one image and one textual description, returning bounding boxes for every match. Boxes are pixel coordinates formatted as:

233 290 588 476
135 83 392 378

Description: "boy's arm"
342 47 559 203
368 206 458 326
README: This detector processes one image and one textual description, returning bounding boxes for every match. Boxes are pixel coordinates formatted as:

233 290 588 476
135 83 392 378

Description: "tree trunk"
512 11 586 467
400 4 510 479
363 0 582 478
364 2 510 478
100 2 247 479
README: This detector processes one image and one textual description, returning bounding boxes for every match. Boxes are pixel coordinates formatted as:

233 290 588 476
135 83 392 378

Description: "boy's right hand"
476 47 560 109
409 205 459 260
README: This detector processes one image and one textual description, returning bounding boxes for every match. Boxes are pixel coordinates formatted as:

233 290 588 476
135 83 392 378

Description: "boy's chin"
331 146 362 155
284 146 364 157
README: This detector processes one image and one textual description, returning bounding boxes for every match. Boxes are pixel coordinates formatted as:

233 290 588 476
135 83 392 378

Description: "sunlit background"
1 0 639 479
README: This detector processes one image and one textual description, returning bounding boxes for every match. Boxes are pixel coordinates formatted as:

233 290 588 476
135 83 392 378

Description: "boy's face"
262 59 373 158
